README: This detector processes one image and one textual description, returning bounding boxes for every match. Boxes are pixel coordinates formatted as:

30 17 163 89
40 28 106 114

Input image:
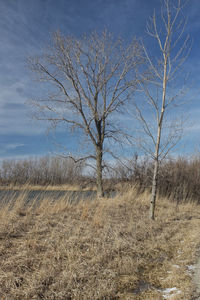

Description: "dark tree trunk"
96 145 104 198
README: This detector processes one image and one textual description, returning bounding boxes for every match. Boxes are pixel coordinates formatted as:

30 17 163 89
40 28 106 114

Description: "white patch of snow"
187 265 196 271
187 265 196 276
172 264 180 268
158 287 182 299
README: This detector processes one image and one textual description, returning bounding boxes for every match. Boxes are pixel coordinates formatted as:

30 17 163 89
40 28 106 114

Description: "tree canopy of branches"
134 0 191 219
28 30 143 197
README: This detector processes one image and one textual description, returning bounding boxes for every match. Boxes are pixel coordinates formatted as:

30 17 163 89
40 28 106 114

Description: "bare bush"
108 154 200 203
0 156 84 186
158 155 200 203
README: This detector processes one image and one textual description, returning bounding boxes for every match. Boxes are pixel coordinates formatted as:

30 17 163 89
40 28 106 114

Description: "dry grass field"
0 188 200 299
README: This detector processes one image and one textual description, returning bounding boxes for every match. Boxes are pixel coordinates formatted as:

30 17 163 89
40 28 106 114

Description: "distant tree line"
1 154 200 204
0 156 84 186
110 154 200 203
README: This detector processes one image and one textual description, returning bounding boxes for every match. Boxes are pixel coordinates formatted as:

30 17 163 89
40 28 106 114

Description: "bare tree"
28 30 143 197
133 0 191 219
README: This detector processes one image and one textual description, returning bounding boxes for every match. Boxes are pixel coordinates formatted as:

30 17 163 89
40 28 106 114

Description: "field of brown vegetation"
0 189 200 299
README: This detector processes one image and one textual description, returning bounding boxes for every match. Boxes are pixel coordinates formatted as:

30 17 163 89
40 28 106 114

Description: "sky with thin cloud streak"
0 0 200 160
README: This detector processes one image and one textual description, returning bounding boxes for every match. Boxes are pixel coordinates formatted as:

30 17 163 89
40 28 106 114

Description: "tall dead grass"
0 189 199 299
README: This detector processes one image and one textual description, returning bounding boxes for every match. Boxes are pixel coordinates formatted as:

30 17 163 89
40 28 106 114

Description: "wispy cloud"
5 143 25 150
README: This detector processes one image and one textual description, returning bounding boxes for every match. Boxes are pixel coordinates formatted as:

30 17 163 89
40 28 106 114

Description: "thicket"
111 154 200 203
0 156 84 186
0 155 200 203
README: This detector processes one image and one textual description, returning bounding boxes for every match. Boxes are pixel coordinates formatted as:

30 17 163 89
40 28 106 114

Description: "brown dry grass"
0 183 95 191
0 189 199 299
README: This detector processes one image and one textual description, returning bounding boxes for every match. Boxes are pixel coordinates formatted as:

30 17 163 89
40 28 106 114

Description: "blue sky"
0 0 200 160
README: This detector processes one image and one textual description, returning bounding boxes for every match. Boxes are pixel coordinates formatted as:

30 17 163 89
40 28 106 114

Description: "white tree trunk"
149 158 159 220
149 55 167 220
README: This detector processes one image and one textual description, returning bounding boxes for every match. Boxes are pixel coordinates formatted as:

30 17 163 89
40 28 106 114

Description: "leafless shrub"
0 156 84 186
158 155 200 203
108 154 200 203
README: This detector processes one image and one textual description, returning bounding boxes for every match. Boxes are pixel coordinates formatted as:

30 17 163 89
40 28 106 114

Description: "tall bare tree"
133 0 191 219
28 31 143 197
